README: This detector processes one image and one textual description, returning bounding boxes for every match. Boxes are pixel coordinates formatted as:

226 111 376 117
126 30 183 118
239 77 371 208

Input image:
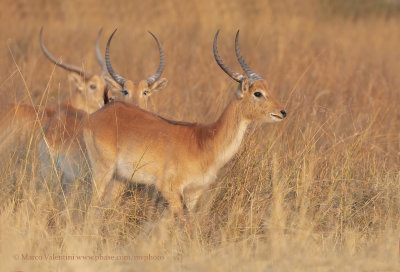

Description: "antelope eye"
143 90 149 96
121 90 129 96
254 92 262 98
89 84 96 90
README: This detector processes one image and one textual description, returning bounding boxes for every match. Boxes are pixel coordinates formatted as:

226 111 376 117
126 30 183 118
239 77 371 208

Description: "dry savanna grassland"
0 0 399 271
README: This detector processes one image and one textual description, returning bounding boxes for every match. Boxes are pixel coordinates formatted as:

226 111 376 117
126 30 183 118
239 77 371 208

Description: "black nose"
280 110 287 118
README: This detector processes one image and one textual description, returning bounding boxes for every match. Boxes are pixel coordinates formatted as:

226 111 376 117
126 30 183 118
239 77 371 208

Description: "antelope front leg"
90 165 115 212
83 128 118 211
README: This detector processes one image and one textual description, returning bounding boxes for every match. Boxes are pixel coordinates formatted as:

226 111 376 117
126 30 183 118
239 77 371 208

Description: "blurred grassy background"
0 0 399 271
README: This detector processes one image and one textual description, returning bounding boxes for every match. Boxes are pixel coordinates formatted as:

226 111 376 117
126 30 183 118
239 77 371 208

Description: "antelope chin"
269 113 283 122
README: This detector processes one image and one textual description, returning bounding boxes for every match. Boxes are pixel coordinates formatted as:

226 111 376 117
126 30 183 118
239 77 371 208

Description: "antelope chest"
180 120 249 192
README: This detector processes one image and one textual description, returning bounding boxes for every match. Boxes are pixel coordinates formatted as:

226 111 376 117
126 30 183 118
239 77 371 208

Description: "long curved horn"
213 30 244 82
235 30 263 81
95 28 107 74
144 31 165 86
39 27 93 79
105 29 128 86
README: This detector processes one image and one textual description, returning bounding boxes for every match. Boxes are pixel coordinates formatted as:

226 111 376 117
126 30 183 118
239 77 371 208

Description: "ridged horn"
39 27 93 79
235 30 263 81
144 31 165 86
105 28 128 86
213 30 244 82
95 28 107 75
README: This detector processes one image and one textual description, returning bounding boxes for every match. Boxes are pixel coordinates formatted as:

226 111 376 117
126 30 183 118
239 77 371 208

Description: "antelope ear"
104 76 122 92
149 78 168 94
235 77 250 99
68 73 85 92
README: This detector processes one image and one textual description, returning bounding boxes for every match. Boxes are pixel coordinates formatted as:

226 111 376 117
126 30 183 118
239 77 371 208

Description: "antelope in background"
79 30 286 219
0 28 118 148
105 29 168 109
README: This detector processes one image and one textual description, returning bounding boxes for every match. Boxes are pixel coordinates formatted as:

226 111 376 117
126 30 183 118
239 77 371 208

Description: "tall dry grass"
0 0 399 271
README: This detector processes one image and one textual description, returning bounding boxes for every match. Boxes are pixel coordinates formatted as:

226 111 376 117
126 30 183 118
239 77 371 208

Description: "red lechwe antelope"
80 30 287 218
39 28 120 114
0 28 117 147
39 28 168 200
104 29 168 109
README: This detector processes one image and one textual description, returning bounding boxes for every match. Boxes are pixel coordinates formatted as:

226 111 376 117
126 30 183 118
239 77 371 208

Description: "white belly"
116 158 158 185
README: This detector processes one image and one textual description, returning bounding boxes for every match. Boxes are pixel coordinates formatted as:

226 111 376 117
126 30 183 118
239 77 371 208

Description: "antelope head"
40 27 107 113
105 29 168 109
214 30 287 122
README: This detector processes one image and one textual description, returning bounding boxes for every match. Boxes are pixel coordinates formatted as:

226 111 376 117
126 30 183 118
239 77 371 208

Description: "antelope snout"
269 109 287 122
